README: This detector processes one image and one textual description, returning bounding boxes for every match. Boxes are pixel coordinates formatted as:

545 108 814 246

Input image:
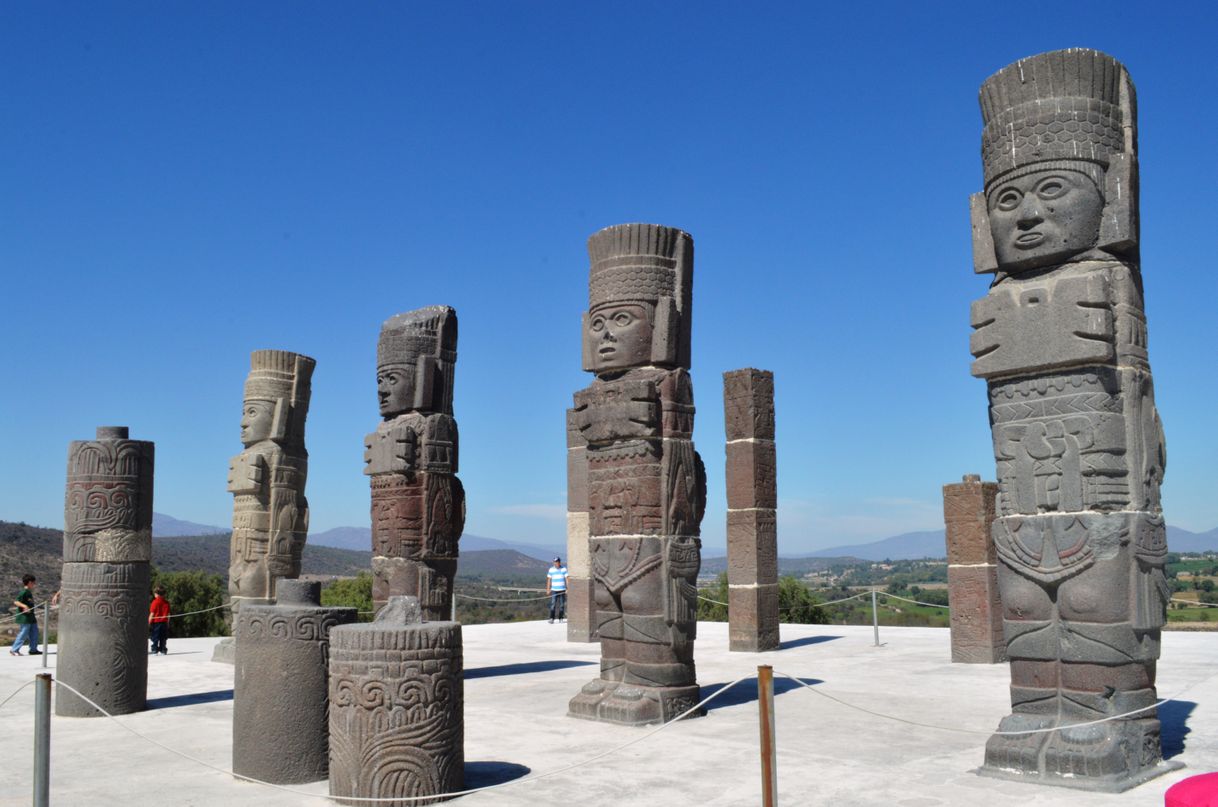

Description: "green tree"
150 569 228 638
696 573 729 621
322 572 374 620
780 576 828 624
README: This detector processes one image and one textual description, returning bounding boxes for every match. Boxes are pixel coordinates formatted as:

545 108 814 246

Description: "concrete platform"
1 621 1215 806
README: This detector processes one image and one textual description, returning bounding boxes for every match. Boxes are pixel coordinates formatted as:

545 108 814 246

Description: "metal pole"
757 665 777 807
871 589 880 647
42 600 49 668
34 672 51 807
451 594 457 622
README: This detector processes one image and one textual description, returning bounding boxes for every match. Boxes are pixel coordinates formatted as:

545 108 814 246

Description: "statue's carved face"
378 365 416 417
587 303 653 372
240 400 275 446
988 169 1104 271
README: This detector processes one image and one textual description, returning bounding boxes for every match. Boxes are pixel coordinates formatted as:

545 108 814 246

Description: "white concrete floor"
1 621 1215 806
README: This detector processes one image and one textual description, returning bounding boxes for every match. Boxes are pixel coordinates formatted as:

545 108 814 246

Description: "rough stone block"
728 584 780 653
725 440 777 510
56 561 150 717
726 509 778 585
942 475 998 565
947 565 1005 664
723 368 775 441
234 580 357 784
566 511 590 577
329 597 463 805
565 576 596 643
64 428 154 563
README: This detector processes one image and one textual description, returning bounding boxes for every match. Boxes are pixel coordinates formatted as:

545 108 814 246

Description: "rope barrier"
52 673 750 803
455 593 552 603
878 593 950 609
697 590 875 611
0 600 50 624
775 670 1214 737
0 679 34 710
166 602 232 619
1169 597 1218 608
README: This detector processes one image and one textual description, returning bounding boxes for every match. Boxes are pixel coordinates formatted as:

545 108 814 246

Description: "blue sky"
2 3 1215 554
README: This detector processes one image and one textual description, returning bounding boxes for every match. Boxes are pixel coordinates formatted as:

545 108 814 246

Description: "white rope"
0 600 50 624
775 670 1214 737
455 593 552 603
1169 597 1218 608
697 590 872 610
53 674 749 802
0 679 34 710
879 593 950 609
166 602 232 619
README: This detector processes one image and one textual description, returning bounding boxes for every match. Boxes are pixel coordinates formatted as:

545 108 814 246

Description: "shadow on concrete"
1160 699 1196 759
147 689 234 710
700 675 821 712
466 660 595 680
464 761 531 787
779 635 843 651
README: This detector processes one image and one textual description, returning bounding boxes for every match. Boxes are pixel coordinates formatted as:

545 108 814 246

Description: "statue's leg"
569 545 622 719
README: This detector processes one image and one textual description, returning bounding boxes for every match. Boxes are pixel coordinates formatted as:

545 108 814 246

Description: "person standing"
10 574 41 656
547 558 568 624
148 586 171 655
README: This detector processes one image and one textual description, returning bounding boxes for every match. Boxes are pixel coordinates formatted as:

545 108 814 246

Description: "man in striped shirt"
547 558 568 624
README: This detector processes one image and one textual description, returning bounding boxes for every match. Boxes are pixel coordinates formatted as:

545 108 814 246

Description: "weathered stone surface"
943 475 1004 664
724 369 780 654
233 580 356 784
58 425 154 718
329 596 463 805
56 560 150 717
569 223 706 726
969 49 1175 790
227 350 315 612
365 307 463 619
565 510 595 643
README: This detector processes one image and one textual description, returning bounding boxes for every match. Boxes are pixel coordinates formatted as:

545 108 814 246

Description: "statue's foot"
983 713 1053 775
1042 717 1162 782
597 686 661 726
568 678 617 720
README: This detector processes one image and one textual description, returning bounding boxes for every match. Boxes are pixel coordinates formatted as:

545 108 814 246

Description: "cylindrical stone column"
565 408 595 642
329 597 463 805
57 426 154 717
724 368 780 652
233 580 356 784
942 474 1005 663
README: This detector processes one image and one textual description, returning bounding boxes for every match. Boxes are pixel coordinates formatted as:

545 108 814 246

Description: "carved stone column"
942 474 1004 663
328 597 463 805
57 426 154 717
565 408 595 642
568 223 706 726
233 580 356 784
724 368 779 652
969 49 1175 790
364 307 464 620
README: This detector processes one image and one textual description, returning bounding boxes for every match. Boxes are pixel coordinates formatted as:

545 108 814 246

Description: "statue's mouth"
1015 232 1045 249
598 345 615 355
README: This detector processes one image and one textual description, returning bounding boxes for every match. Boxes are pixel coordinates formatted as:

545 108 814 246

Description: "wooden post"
757 665 777 806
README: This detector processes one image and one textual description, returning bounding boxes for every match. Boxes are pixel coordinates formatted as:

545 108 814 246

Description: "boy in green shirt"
10 574 41 656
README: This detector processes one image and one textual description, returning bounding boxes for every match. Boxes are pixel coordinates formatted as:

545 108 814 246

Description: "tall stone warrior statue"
228 349 316 611
969 49 1173 789
58 426 154 717
568 223 706 726
364 306 464 619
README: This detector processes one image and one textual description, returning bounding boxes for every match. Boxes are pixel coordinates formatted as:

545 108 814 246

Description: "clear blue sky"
2 3 1215 554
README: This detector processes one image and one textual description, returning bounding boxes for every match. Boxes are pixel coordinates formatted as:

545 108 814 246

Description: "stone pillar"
227 350 316 614
568 223 706 726
364 307 464 621
57 426 154 717
233 580 356 784
329 597 463 805
724 368 779 652
969 49 1175 790
942 474 1004 663
565 408 595 642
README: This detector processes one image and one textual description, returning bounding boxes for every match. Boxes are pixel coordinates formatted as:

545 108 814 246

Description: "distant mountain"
153 513 227 537
1167 526 1218 553
701 554 864 577
807 530 947 561
310 526 563 562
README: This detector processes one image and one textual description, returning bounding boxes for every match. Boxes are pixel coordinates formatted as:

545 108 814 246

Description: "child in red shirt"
148 586 170 655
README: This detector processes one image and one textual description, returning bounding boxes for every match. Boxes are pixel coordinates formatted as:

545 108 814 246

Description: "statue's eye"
996 189 1021 211
590 317 604 332
1037 178 1067 199
613 311 633 326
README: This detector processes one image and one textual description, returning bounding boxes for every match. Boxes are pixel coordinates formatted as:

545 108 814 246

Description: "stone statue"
724 368 779 652
58 426 154 717
227 349 315 612
568 223 706 726
329 596 463 804
234 580 356 784
969 49 1174 790
364 307 464 619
